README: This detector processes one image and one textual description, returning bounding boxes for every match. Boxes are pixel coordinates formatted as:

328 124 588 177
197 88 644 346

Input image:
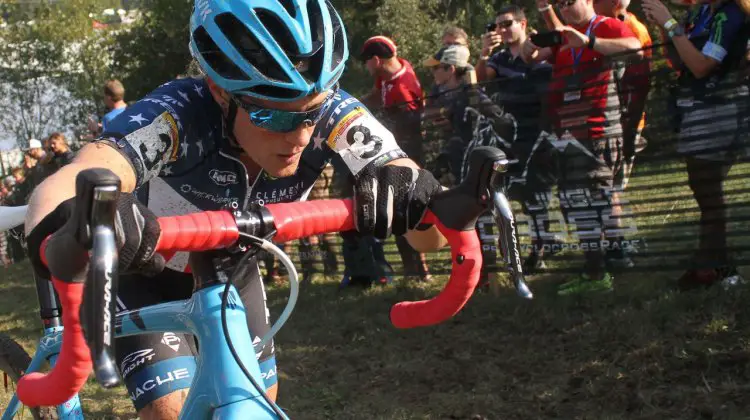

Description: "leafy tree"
0 0 120 147
111 0 192 100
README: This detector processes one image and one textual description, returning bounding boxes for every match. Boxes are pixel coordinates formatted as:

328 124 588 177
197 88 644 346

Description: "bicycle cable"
221 232 299 419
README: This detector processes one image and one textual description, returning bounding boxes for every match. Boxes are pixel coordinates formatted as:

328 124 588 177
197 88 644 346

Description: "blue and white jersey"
100 77 406 270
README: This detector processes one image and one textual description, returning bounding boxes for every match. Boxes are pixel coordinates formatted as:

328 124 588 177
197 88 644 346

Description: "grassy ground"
2 160 750 419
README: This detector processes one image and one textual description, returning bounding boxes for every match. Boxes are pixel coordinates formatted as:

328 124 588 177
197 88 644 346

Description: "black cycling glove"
26 193 164 282
353 164 441 239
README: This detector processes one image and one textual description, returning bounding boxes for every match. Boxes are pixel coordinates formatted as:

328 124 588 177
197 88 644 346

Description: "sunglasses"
232 87 338 133
554 0 578 7
487 20 516 31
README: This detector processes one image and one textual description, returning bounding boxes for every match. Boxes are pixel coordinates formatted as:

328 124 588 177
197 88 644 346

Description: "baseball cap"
360 36 398 61
28 138 42 149
423 45 471 68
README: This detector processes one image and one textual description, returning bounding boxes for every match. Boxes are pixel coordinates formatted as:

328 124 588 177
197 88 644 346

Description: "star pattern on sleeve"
180 140 189 158
194 84 204 98
129 113 148 126
312 132 326 150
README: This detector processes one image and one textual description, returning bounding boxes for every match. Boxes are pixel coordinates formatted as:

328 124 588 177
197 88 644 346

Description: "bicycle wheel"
0 334 57 420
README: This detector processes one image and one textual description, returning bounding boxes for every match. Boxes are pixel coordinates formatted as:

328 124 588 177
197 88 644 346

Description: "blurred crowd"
4 0 750 296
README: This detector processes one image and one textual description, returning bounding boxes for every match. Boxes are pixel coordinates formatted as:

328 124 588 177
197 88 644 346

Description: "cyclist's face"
208 78 325 178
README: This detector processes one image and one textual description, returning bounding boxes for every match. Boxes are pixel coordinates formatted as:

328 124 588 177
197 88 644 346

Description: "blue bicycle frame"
4 262 287 419
2 327 84 420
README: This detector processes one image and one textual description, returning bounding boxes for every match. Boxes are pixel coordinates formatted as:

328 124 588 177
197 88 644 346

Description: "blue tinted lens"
235 90 335 133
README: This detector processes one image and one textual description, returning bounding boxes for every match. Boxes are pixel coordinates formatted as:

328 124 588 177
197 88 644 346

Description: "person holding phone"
521 0 641 295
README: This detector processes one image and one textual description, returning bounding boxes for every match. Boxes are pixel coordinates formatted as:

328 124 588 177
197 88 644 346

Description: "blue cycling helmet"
189 0 348 102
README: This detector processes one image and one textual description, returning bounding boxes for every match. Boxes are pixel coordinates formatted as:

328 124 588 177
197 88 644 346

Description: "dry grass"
1 160 750 419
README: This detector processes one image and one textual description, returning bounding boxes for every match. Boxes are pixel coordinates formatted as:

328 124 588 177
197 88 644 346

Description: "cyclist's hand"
26 193 164 282
353 164 441 239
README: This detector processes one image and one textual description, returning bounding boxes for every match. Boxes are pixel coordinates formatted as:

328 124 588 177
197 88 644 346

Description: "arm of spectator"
642 0 744 79
521 38 554 63
537 0 565 30
559 26 642 57
476 32 503 81
24 142 137 236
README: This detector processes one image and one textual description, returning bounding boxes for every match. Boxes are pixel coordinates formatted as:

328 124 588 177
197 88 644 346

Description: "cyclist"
22 1 443 418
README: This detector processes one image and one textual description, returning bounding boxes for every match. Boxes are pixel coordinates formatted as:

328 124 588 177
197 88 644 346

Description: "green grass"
2 160 750 419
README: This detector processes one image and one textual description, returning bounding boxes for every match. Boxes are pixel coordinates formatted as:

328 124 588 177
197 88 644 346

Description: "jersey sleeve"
96 78 209 187
319 90 407 176
703 2 746 62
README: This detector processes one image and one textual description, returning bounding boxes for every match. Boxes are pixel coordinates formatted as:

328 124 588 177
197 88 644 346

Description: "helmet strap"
225 96 240 145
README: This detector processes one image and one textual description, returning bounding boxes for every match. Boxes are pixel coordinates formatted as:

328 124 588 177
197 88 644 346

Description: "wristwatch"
586 33 596 49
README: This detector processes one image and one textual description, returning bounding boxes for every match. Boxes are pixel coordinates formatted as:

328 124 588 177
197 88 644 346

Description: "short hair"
11 167 23 177
104 79 125 102
442 26 469 45
496 5 526 21
48 132 68 146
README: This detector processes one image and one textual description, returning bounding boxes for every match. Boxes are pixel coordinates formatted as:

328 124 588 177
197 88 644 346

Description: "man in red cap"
357 35 433 283
361 36 424 114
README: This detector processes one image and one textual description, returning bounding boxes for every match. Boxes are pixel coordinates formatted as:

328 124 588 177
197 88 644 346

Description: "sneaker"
557 272 614 296
605 248 635 270
679 266 746 291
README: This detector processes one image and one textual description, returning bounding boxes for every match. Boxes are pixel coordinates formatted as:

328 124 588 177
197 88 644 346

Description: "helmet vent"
278 0 297 18
216 12 292 83
193 26 247 81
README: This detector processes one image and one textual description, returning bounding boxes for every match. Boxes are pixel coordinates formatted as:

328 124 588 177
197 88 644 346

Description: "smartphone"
485 22 496 33
530 30 563 48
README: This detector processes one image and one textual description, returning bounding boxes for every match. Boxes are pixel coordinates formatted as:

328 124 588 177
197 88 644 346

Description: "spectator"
47 132 75 171
539 0 652 182
425 45 515 180
643 0 750 289
359 36 433 283
475 4 557 272
26 138 48 162
522 0 642 295
424 44 517 289
442 26 469 47
539 0 652 270
101 80 128 132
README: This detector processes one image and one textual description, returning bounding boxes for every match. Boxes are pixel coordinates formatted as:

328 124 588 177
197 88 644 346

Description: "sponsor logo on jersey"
327 107 366 148
208 169 238 186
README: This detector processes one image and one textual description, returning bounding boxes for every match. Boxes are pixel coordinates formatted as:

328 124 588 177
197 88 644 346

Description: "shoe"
605 248 634 270
557 272 614 296
678 266 746 291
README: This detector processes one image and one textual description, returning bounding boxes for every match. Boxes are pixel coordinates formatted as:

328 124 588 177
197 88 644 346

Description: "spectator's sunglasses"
488 20 516 31
554 0 578 7
231 86 338 133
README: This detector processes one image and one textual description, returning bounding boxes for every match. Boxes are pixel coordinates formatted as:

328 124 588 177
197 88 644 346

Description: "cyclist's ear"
205 77 232 109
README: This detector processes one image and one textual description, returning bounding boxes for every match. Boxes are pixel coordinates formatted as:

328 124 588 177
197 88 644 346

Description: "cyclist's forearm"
25 142 137 235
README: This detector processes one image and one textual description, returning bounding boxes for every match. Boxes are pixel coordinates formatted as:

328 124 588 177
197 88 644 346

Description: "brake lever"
76 169 122 388
490 159 533 300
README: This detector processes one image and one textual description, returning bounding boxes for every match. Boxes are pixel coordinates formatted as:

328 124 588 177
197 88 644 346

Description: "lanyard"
571 15 599 67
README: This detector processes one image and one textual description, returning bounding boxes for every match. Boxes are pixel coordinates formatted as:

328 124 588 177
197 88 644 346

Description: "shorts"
677 101 739 162
116 262 275 411
557 135 623 192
